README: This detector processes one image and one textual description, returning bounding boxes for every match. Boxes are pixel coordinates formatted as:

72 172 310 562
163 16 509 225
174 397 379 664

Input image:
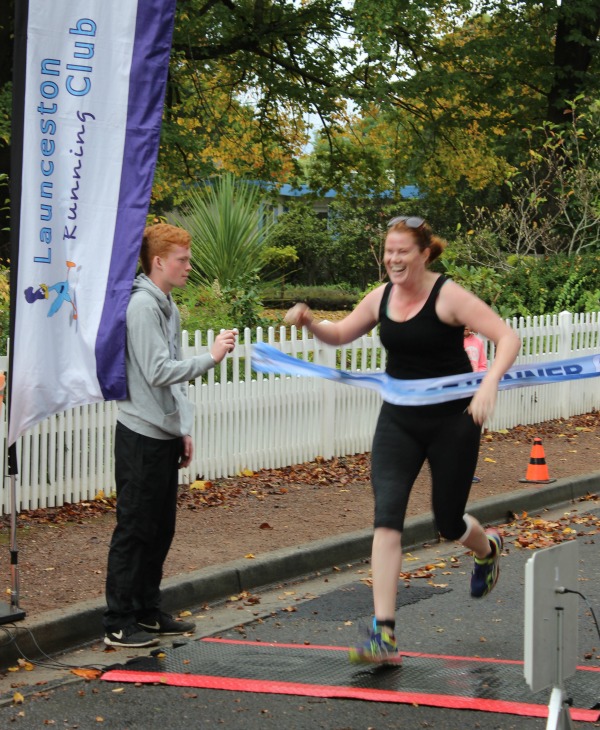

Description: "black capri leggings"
371 401 481 540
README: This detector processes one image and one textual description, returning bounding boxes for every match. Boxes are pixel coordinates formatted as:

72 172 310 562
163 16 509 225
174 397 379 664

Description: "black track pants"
371 401 481 539
104 423 182 631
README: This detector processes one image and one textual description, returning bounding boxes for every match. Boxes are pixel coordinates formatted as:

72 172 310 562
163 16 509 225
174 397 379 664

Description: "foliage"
326 194 404 288
459 100 600 258
0 259 8 352
174 173 276 287
220 274 271 330
1 0 599 261
174 283 233 334
303 0 598 237
173 173 287 328
154 63 306 210
261 245 298 277
442 248 600 318
439 251 509 317
261 284 360 310
174 279 275 334
501 254 600 317
152 0 353 209
268 192 415 290
0 171 8 234
0 83 10 147
268 202 336 286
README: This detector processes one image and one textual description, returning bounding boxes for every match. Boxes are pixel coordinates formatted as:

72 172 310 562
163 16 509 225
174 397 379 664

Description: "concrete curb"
1 471 598 669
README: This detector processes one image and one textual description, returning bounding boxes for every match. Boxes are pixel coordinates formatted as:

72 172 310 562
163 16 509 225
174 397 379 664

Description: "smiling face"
384 230 430 285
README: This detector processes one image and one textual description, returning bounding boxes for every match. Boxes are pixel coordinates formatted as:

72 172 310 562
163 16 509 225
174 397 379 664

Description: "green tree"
269 202 334 286
3 0 598 258
458 100 600 259
154 0 354 209
305 0 598 230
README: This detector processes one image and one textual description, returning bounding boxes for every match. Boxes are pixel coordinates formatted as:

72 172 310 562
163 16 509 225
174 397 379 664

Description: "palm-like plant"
174 174 275 288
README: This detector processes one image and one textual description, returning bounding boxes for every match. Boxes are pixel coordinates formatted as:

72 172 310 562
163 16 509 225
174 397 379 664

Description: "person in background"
464 327 488 373
103 223 238 648
285 215 521 666
464 327 488 482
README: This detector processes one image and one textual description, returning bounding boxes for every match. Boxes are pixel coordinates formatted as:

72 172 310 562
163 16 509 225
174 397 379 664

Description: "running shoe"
104 624 160 648
470 529 503 598
349 622 402 666
138 611 196 636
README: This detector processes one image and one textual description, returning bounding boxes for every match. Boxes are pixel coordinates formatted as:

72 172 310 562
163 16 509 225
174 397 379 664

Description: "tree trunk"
547 0 600 125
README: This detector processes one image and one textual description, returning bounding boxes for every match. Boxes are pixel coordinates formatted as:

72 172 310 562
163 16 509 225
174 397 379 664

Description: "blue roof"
277 183 420 200
278 184 336 198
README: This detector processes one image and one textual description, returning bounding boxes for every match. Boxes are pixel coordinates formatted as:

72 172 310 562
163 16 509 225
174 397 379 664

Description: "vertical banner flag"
9 0 177 445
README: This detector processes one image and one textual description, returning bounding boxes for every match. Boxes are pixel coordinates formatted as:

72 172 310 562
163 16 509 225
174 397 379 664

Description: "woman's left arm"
438 282 521 425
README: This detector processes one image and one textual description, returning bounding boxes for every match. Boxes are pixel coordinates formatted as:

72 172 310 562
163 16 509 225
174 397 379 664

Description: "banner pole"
0 0 28 625
0 446 26 624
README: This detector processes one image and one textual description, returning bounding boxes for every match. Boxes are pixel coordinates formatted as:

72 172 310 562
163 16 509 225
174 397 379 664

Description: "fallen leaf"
71 668 102 680
190 480 210 491
12 691 24 704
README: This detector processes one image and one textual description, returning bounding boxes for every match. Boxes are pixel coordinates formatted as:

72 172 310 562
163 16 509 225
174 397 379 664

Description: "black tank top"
379 275 472 381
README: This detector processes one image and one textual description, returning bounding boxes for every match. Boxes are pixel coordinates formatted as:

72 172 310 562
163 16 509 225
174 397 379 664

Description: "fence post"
558 311 573 419
314 323 336 460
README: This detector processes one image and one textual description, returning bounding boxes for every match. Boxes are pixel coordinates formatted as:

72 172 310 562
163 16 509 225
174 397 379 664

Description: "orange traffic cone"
519 437 556 484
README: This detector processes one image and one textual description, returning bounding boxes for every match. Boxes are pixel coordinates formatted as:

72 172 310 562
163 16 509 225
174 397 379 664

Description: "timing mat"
102 638 600 722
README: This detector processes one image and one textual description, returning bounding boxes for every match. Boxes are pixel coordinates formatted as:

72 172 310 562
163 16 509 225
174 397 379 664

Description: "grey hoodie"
117 274 214 439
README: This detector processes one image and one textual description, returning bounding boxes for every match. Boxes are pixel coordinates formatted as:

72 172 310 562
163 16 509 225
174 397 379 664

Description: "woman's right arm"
285 285 385 347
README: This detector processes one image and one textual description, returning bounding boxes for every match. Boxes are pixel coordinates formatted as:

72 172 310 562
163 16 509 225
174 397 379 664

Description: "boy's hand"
179 435 193 468
211 328 238 363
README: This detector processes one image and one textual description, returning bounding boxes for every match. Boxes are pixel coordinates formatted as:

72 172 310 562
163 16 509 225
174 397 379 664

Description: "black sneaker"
138 612 196 636
104 624 160 648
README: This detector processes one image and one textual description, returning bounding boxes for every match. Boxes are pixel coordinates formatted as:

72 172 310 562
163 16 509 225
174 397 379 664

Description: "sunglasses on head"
387 215 425 229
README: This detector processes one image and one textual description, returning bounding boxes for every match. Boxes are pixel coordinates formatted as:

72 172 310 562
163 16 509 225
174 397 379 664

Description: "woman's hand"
468 376 499 426
284 303 313 328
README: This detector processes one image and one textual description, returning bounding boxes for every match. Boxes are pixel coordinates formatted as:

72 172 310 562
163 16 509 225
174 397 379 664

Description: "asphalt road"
0 503 598 730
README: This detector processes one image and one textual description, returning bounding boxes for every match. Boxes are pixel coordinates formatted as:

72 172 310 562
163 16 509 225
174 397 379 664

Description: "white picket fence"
1 310 599 514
